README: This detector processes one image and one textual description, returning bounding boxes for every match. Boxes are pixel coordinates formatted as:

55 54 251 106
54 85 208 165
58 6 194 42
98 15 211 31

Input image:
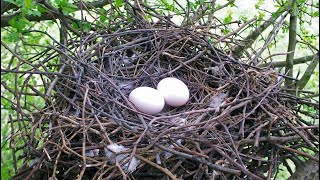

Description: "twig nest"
104 144 141 172
16 15 319 180
129 87 165 115
157 77 189 107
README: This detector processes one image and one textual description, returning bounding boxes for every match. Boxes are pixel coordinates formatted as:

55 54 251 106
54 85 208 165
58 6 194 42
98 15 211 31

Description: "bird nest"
13 15 319 180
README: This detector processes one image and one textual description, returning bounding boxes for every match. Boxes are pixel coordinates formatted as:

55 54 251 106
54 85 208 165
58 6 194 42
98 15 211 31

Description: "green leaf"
4 0 23 6
223 11 233 24
61 3 78 15
99 8 107 22
169 4 175 11
258 11 265 20
26 9 41 17
54 0 61 5
189 2 198 10
82 22 91 32
67 3 78 10
7 32 20 42
313 11 319 17
255 0 264 9
115 0 124 8
55 0 67 6
37 5 48 13
8 16 28 32
223 29 230 35
23 0 33 8
55 0 78 14
100 15 107 22
99 8 106 14
240 15 248 22
297 0 307 4
72 22 80 30
20 0 37 16
271 12 279 18
196 0 204 5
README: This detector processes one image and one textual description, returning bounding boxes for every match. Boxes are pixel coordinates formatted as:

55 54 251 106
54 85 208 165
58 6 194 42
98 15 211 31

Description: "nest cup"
51 28 267 178
17 18 319 180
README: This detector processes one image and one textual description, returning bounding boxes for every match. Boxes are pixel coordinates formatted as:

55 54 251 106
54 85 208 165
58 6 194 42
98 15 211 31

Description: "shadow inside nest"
13 20 319 180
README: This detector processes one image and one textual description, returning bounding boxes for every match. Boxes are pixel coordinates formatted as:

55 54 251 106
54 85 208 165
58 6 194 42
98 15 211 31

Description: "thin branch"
296 53 320 89
214 18 256 44
285 0 298 88
155 144 241 175
263 53 319 67
135 154 180 180
231 2 292 57
182 0 235 26
250 12 288 65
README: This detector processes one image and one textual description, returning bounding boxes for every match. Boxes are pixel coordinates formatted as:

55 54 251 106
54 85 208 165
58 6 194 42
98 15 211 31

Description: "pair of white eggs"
129 77 189 115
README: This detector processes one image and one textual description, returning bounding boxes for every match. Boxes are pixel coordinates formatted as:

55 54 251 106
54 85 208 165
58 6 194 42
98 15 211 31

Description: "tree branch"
182 0 235 26
250 12 288 65
1 0 19 14
1 12 54 27
285 0 298 87
262 53 319 67
1 0 110 27
296 53 320 89
231 1 292 58
288 153 319 180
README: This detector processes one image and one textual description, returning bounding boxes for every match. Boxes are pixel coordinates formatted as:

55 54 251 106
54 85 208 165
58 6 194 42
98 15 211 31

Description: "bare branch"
288 153 319 180
182 0 235 26
285 0 298 87
231 2 292 57
214 17 256 44
296 53 320 89
263 53 319 67
250 12 288 65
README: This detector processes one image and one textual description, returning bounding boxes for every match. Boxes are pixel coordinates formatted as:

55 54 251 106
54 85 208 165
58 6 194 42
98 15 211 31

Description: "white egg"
129 87 165 115
157 77 189 107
